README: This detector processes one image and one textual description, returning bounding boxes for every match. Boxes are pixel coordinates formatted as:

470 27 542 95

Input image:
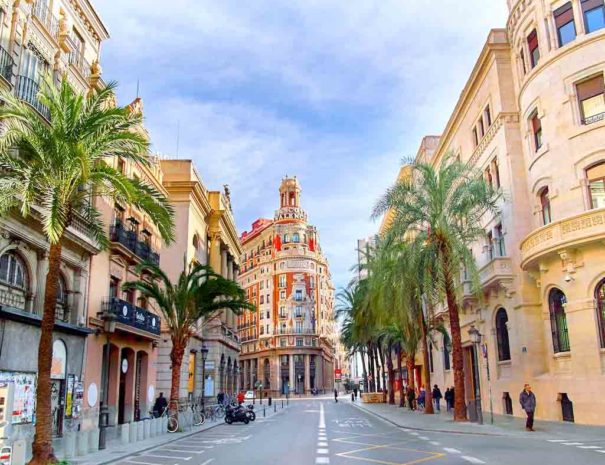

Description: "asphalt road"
106 397 605 465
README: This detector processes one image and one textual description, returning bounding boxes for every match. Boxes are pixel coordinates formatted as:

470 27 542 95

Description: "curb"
350 401 508 437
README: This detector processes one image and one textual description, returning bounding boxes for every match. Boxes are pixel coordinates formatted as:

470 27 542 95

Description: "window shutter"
577 75 605 101
527 29 539 50
531 114 541 133
586 162 605 181
554 2 574 27
581 0 604 12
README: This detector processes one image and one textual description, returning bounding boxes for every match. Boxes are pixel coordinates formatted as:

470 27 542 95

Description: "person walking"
444 388 452 412
152 392 168 417
407 388 416 410
432 384 443 412
417 387 426 410
519 384 536 431
237 390 245 405
334 388 339 403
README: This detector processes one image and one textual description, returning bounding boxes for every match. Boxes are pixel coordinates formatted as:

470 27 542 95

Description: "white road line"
145 453 192 461
319 403 326 428
461 456 486 464
409 432 419 435
201 460 215 465
318 442 328 447
562 442 583 446
126 460 160 465
317 448 329 454
547 439 571 442
316 458 330 464
443 448 461 454
578 446 601 449
430 441 440 446
161 448 205 454
419 436 430 440
596 450 605 454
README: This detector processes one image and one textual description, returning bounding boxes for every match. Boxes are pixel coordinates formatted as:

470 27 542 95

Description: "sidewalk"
350 398 605 441
69 403 287 465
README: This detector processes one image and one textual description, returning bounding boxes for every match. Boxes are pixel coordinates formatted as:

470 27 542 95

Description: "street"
104 398 605 465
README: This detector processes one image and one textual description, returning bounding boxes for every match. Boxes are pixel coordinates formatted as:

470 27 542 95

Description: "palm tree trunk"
396 346 404 407
29 241 62 465
368 343 376 392
360 349 368 395
406 354 416 410
170 338 186 419
420 313 434 414
373 346 381 392
386 344 395 405
378 345 387 403
442 250 467 421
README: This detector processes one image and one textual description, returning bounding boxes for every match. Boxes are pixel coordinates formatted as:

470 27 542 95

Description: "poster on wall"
65 375 75 419
0 372 36 424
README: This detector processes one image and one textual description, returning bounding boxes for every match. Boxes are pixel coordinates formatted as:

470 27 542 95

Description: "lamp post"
99 318 116 450
468 325 483 425
200 344 209 410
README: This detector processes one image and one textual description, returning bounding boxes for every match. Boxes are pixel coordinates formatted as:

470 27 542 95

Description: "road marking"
315 458 330 464
317 448 329 454
318 442 328 447
462 456 486 464
430 441 440 446
409 432 419 435
562 442 583 446
200 460 215 465
145 453 192 460
126 461 161 465
578 446 601 449
161 448 205 454
419 436 430 440
319 403 326 428
596 450 605 454
547 439 571 442
443 448 461 454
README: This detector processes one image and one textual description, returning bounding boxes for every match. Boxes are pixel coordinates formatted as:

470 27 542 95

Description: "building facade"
158 159 242 402
0 0 109 452
238 177 335 396
389 0 605 425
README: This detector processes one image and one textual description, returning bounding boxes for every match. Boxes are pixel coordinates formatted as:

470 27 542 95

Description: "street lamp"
200 344 209 410
468 325 483 425
99 317 116 450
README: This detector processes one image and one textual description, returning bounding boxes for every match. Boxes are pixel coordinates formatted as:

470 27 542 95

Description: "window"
260 326 264 335
494 224 505 256
428 343 434 373
283 234 289 243
124 288 135 304
279 275 286 288
296 338 303 347
594 279 605 348
295 289 303 301
540 188 552 224
491 158 501 189
292 233 300 243
280 338 286 348
472 127 479 147
279 306 286 318
21 47 45 81
582 0 605 33
495 308 511 361
69 29 85 67
266 294 270 303
280 290 286 300
484 105 492 127
109 277 120 299
587 163 605 208
478 118 485 138
55 275 69 322
530 111 542 151
577 75 605 125
443 341 451 371
0 252 28 289
295 306 303 317
260 281 264 290
486 230 494 260
527 29 540 69
295 321 303 333
554 3 576 46
549 288 570 353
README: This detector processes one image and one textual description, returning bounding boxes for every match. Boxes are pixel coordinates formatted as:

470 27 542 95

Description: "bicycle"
190 400 206 426
153 403 179 433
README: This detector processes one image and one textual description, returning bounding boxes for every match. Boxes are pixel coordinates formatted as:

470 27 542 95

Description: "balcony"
582 112 605 126
32 1 60 41
102 297 161 337
0 45 13 83
16 76 50 121
277 328 315 335
110 221 160 265
478 256 514 295
520 208 605 269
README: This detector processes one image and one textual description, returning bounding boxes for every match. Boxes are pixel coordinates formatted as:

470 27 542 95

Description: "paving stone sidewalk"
350 397 605 441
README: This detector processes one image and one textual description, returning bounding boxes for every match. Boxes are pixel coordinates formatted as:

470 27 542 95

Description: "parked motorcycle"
244 403 255 421
225 404 250 424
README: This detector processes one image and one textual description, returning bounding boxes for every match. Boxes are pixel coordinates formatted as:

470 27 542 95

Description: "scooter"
225 404 250 424
244 403 255 421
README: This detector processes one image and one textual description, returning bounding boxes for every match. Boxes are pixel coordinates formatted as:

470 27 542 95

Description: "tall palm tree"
123 261 255 414
0 76 174 465
374 156 499 421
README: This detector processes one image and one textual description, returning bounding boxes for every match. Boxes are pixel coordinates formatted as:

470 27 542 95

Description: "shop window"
594 279 605 348
582 0 605 33
587 163 605 208
549 288 570 353
530 111 542 151
540 187 552 224
576 74 605 125
527 29 540 69
554 2 576 46
495 308 511 361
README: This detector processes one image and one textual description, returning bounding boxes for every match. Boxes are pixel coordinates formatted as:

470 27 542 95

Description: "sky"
94 0 509 291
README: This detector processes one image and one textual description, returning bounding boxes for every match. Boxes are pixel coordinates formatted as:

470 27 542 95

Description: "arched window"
292 233 300 243
55 274 69 322
283 234 289 243
549 288 570 353
539 187 551 225
495 308 511 361
587 162 605 209
0 252 29 311
595 279 605 348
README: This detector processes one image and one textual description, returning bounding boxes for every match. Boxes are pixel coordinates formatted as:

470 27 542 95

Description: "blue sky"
95 1 508 290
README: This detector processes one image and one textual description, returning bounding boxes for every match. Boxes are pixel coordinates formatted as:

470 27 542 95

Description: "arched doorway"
118 348 135 424
134 351 149 421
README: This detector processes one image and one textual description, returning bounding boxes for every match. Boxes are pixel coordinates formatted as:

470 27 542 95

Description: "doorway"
50 380 65 437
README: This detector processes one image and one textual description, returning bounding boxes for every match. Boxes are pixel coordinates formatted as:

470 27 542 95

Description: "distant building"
238 177 336 395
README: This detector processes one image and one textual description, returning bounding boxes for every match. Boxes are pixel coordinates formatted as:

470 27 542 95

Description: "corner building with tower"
238 177 336 396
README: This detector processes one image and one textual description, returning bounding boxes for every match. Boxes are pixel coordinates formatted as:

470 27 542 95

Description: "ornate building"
0 0 109 454
238 177 335 396
383 0 605 425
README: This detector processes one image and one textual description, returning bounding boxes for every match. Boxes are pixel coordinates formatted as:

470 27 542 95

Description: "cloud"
94 0 509 289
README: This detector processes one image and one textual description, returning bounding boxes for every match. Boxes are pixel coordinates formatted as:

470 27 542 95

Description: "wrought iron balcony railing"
32 1 60 40
110 221 160 265
102 297 161 336
16 76 50 121
582 112 605 125
0 45 13 83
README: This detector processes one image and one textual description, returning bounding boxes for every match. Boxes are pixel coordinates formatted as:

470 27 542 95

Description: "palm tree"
374 156 499 421
123 260 255 415
0 76 174 465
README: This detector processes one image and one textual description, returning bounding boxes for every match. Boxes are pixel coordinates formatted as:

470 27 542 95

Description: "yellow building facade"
387 0 605 425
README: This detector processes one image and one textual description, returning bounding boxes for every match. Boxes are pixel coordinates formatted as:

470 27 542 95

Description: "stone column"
304 354 311 394
289 354 295 393
33 250 49 314
316 354 324 392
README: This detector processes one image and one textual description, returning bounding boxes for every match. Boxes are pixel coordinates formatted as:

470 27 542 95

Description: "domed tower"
275 176 308 222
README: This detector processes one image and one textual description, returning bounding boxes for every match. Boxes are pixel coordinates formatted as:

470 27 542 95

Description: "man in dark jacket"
152 392 168 417
432 385 443 412
519 384 536 431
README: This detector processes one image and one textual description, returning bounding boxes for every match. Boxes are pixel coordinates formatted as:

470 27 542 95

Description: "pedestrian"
444 388 452 412
417 387 426 410
351 391 355 402
334 388 339 403
237 390 245 405
354 387 358 399
519 383 536 432
152 392 168 417
217 391 225 406
407 387 416 410
432 384 443 412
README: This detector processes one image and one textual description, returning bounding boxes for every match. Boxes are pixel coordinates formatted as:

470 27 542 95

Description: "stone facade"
238 177 336 397
386 0 605 425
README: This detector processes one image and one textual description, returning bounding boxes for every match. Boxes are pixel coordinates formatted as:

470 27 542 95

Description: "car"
244 390 255 400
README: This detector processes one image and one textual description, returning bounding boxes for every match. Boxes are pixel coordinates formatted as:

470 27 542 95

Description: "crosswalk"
546 438 605 455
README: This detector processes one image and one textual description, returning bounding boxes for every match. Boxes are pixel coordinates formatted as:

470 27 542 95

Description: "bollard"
274 403 276 413
268 397 272 406
263 407 266 418
282 399 284 408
